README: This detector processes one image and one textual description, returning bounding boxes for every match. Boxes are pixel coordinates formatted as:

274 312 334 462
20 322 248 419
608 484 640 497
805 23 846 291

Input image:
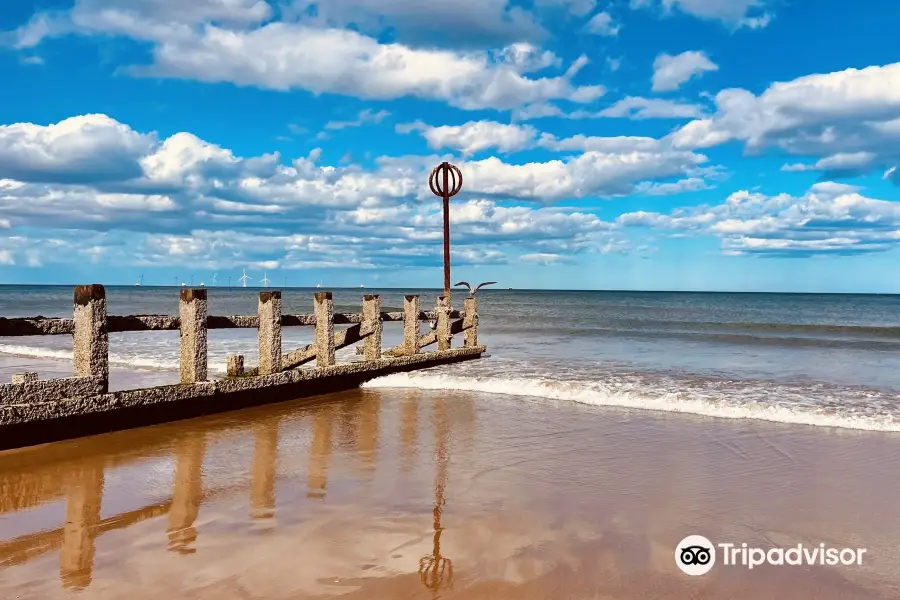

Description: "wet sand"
1 383 900 599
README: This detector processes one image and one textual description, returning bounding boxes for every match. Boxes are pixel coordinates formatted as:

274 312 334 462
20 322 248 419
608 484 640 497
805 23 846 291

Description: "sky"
1 0 900 292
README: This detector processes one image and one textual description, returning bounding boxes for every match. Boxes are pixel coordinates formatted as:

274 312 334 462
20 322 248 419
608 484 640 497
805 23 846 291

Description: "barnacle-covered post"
179 288 208 384
362 295 382 361
403 295 421 355
73 284 109 393
258 291 282 375
315 292 335 367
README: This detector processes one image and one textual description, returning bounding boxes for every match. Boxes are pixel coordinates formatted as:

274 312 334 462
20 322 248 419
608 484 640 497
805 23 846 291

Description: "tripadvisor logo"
675 535 867 576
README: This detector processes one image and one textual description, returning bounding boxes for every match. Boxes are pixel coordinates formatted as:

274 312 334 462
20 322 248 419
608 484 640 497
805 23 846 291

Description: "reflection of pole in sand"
356 395 380 478
307 406 335 499
60 465 104 589
167 433 207 554
400 393 419 469
250 419 280 519
419 398 453 593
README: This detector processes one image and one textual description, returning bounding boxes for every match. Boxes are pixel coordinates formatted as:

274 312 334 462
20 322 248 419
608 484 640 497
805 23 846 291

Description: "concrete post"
258 291 282 376
73 284 109 393
403 295 420 355
362 295 382 361
226 354 245 377
314 292 335 367
463 296 478 348
436 295 452 351
179 289 208 384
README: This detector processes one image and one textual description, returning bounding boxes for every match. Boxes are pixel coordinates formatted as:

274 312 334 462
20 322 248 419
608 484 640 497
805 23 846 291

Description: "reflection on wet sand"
400 392 419 469
0 388 900 599
251 418 280 519
60 465 103 589
356 396 380 479
419 398 453 594
167 433 206 554
307 405 335 500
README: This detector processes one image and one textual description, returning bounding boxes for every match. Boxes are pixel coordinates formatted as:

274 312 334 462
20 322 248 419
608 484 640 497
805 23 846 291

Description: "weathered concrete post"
436 295 452 351
463 296 478 348
403 295 420 355
362 295 382 361
226 354 245 377
179 289 208 384
314 292 335 367
258 291 282 376
73 284 109 393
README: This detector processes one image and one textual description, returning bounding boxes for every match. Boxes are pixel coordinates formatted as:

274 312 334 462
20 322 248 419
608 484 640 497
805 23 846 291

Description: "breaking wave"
362 372 900 433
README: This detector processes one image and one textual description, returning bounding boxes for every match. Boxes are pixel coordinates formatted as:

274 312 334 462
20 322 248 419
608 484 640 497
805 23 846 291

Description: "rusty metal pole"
442 163 451 298
429 162 463 302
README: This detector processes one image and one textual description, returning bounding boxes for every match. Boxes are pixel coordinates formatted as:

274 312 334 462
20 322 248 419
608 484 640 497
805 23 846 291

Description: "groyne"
0 286 485 449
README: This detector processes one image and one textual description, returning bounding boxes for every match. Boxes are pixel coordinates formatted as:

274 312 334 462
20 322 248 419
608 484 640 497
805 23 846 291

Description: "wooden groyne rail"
0 285 484 449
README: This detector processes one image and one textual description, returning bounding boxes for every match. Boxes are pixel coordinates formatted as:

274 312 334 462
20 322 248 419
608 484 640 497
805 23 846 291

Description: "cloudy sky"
1 0 899 292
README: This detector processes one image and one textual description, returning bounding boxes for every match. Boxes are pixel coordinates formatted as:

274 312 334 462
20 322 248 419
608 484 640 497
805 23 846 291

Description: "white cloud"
586 12 621 36
533 0 597 17
127 24 604 112
6 3 602 113
652 51 718 92
325 109 391 131
782 152 876 175
0 113 674 268
397 120 539 156
632 0 772 29
619 182 900 256
670 62 900 181
284 0 546 47
599 96 706 119
0 114 155 183
493 43 562 73
520 252 570 264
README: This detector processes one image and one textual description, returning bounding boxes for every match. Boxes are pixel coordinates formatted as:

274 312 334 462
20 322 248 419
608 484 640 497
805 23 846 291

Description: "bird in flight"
454 281 497 295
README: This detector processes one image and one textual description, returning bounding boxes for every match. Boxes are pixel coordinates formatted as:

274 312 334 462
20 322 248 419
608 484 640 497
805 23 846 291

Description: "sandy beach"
1 381 899 599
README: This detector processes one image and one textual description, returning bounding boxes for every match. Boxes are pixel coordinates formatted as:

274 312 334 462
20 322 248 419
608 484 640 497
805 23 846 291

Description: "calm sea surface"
2 285 900 431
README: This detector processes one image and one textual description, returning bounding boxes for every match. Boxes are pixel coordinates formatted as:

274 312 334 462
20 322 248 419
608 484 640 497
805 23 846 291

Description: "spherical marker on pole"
428 162 463 299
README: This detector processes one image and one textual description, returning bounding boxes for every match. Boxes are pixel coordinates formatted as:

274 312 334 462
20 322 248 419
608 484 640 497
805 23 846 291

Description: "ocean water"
2 285 900 432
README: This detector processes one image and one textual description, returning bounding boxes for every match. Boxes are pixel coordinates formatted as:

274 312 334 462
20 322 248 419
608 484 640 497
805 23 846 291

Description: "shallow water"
2 285 900 431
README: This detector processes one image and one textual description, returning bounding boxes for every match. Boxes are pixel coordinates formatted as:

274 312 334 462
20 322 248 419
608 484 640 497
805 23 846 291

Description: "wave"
362 372 900 433
0 343 228 373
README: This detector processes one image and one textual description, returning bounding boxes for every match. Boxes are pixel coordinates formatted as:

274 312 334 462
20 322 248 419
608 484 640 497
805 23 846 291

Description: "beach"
1 388 900 599
2 286 900 598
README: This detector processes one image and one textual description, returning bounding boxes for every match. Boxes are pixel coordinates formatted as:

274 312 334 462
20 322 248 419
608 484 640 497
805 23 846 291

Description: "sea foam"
362 372 900 432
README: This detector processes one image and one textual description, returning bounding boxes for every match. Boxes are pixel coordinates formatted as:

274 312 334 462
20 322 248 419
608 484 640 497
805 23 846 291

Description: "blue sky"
1 0 900 292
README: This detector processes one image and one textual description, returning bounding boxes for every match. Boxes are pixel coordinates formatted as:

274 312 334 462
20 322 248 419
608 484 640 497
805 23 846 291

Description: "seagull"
454 281 497 296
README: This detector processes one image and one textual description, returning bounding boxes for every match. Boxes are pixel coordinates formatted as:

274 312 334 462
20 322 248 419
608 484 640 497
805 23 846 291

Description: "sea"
2 285 900 432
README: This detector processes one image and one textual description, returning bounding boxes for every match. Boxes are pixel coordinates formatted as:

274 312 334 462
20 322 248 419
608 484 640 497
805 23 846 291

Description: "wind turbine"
210 273 218 286
239 269 250 288
260 270 271 287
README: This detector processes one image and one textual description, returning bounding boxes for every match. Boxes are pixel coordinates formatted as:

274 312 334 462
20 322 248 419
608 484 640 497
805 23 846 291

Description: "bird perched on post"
454 281 497 296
